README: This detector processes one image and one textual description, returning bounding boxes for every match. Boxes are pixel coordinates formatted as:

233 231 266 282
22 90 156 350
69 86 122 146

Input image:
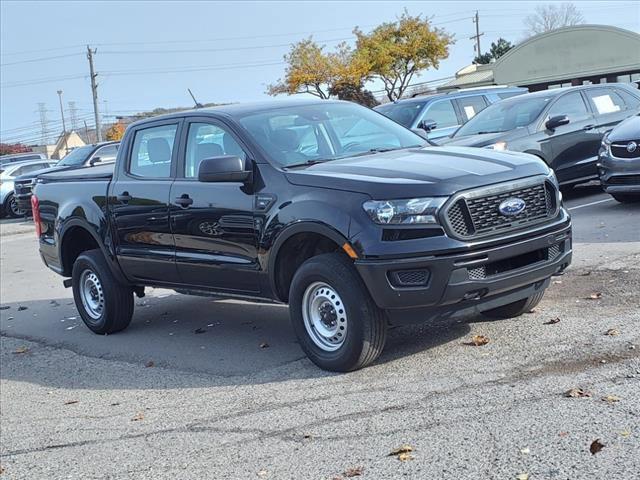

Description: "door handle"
174 195 193 207
116 192 132 202
583 124 596 131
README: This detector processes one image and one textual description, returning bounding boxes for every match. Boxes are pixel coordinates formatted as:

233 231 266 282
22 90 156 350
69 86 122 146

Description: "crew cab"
32 100 572 371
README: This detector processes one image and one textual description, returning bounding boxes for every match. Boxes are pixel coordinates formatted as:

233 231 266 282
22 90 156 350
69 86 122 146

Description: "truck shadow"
0 293 470 389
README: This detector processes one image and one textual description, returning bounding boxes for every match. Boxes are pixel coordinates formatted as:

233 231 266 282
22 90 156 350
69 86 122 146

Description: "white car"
1 159 55 218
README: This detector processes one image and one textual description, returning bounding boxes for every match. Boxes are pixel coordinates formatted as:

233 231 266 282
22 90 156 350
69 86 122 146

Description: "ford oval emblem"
498 197 526 216
627 141 637 153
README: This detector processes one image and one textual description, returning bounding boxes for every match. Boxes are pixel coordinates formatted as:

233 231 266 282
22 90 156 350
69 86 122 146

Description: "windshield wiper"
476 130 504 134
284 159 329 169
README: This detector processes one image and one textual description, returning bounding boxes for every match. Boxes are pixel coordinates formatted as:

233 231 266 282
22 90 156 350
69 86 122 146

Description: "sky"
1 0 638 145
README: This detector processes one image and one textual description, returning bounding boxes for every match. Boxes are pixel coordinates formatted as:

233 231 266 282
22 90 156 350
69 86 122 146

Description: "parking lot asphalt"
1 185 639 479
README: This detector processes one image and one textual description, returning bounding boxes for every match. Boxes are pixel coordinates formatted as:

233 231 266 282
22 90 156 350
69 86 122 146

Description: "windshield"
374 101 427 128
238 102 425 167
454 96 552 137
57 145 95 166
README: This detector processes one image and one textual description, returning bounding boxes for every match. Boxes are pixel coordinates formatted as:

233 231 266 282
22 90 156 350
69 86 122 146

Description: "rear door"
584 87 637 135
454 95 489 124
541 91 599 184
169 118 260 293
109 120 181 284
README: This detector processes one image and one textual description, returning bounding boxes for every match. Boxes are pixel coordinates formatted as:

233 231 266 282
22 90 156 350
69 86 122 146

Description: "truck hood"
284 146 550 198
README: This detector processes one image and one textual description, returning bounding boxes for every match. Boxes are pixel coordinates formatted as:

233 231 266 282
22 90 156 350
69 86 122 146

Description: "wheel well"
61 227 100 276
274 232 344 302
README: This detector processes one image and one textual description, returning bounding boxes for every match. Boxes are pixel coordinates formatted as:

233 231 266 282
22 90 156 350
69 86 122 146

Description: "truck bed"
38 163 114 183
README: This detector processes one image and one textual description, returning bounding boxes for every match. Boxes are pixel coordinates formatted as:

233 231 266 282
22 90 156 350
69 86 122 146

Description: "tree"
524 3 585 36
354 12 453 101
0 143 32 156
105 122 125 141
474 38 515 64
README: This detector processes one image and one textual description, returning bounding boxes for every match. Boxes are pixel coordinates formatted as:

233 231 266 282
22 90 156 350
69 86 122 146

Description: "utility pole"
57 90 68 155
87 45 102 142
68 101 79 131
83 120 90 143
37 103 50 145
470 11 484 58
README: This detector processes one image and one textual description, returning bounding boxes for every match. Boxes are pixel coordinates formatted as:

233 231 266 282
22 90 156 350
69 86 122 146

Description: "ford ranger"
32 99 572 371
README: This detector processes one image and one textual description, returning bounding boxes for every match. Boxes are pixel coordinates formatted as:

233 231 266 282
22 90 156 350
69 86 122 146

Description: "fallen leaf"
520 447 530 454
585 292 602 300
110 402 120 407
257 469 268 478
259 342 270 349
145 360 155 368
17 306 27 311
564 388 591 398
131 412 144 421
559 431 569 437
544 317 561 325
553 280 562 284
602 395 620 403
303 434 312 439
194 328 206 334
620 430 631 437
604 328 620 336
525 308 537 314
13 346 29 354
0 464 5 474
464 335 489 346
578 271 591 276
397 452 414 461
64 400 79 405
590 439 605 455
516 474 529 480
343 466 364 477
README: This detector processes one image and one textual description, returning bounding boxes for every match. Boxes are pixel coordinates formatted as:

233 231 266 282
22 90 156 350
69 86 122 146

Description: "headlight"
363 197 446 225
485 141 508 151
547 169 559 186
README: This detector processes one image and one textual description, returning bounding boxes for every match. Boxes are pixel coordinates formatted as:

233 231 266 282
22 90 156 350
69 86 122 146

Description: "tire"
481 290 545 320
72 249 134 334
3 193 23 218
289 252 387 372
612 193 640 203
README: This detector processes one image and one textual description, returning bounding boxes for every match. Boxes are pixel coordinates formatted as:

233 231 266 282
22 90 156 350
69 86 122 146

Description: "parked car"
0 159 56 218
374 86 527 140
14 141 118 213
32 99 571 372
439 84 640 186
0 152 48 168
598 113 640 202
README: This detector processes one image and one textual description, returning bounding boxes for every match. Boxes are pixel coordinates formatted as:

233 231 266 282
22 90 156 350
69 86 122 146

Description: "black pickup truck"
32 100 572 371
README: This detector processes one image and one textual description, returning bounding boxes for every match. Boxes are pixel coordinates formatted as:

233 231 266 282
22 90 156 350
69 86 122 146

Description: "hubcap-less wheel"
9 196 22 217
302 282 348 352
79 269 104 320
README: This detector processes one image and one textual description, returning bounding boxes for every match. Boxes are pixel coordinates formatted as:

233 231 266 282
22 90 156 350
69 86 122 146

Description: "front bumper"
598 153 640 194
14 181 33 211
355 216 571 324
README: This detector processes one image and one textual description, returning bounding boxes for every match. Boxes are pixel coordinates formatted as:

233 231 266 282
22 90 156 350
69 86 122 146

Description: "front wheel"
72 249 134 334
289 253 387 372
481 290 545 319
3 193 23 218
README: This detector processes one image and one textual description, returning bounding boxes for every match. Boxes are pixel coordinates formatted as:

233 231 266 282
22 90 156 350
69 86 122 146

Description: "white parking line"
567 197 615 211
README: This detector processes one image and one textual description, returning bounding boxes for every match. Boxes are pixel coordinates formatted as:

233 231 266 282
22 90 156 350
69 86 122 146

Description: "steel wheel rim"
79 269 104 320
9 197 22 216
302 281 347 352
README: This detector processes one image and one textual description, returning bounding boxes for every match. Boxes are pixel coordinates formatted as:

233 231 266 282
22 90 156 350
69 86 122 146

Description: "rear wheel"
72 249 134 334
289 253 387 372
3 193 23 218
481 290 545 320
611 193 640 203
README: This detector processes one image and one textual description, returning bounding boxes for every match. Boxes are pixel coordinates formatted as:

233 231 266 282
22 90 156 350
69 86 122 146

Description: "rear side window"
547 92 590 122
129 124 178 178
615 89 640 109
456 95 488 121
422 100 458 128
585 89 626 115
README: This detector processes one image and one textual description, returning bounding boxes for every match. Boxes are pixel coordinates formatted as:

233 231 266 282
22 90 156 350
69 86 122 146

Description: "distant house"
31 130 86 159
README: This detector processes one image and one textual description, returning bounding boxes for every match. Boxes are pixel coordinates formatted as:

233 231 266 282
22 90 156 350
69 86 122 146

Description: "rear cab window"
129 124 178 178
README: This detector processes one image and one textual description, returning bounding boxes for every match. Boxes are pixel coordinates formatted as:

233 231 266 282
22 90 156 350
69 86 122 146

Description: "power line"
0 52 83 67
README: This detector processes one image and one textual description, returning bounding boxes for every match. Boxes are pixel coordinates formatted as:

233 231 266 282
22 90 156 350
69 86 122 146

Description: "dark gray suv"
439 84 640 186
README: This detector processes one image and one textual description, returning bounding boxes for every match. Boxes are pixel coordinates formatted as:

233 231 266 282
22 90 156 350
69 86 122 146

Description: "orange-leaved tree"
105 122 125 141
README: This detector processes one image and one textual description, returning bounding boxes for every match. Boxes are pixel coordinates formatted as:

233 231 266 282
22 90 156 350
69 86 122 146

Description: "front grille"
547 244 561 260
444 179 557 240
466 244 564 280
611 142 640 159
14 181 32 196
389 269 429 287
607 175 640 186
467 266 486 280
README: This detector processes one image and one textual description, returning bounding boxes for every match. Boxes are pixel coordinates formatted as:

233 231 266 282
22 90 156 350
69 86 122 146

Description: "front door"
170 119 260 293
109 120 181 284
542 91 599 184
419 99 462 140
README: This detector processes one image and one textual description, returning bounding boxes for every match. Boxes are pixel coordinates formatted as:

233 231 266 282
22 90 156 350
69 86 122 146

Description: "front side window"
184 122 246 178
546 92 590 122
238 102 424 167
422 100 458 128
585 89 626 115
615 88 640 109
129 124 178 178
93 144 118 162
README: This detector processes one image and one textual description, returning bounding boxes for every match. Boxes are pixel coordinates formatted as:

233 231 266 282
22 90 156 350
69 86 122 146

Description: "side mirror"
89 156 102 166
198 156 251 183
418 119 437 132
545 115 570 130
